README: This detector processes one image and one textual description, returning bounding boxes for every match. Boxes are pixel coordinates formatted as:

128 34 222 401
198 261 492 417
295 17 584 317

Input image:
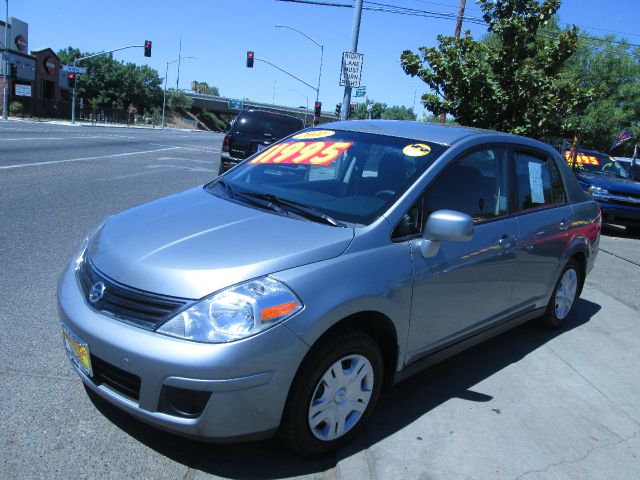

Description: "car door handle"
559 220 570 230
498 235 516 247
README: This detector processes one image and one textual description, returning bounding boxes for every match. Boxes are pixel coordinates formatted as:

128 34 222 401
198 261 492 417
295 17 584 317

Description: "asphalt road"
1 120 639 480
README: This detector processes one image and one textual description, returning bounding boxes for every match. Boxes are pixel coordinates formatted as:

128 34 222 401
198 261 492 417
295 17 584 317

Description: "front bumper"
57 263 309 440
596 200 640 228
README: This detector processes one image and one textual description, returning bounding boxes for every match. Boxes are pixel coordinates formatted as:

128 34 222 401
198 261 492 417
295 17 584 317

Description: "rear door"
406 145 519 358
510 148 573 310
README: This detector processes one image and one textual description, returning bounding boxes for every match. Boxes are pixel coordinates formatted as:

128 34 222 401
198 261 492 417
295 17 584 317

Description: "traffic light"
67 73 76 89
335 103 341 117
144 40 152 57
9 63 17 78
246 51 254 68
314 101 322 117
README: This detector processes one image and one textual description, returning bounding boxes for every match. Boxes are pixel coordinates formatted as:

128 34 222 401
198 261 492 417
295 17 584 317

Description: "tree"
350 100 386 120
400 0 590 139
56 46 163 114
167 89 194 111
563 35 640 154
190 80 220 96
382 106 416 121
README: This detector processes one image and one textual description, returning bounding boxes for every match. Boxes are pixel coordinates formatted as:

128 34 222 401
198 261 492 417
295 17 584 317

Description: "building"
1 17 73 117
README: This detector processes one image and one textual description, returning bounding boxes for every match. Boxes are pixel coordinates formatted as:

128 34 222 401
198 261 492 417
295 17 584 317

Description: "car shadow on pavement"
87 298 601 479
601 224 638 239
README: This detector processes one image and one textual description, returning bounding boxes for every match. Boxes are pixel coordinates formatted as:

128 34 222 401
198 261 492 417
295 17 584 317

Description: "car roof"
240 109 304 122
319 120 514 146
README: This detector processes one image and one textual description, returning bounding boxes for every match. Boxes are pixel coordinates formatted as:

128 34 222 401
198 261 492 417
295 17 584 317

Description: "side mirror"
420 209 474 258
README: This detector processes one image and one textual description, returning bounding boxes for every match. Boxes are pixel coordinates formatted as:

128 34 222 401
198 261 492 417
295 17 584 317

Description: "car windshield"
232 111 304 138
564 151 629 178
206 128 448 226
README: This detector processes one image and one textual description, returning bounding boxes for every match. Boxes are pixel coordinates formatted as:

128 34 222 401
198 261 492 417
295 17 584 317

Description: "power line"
276 0 640 47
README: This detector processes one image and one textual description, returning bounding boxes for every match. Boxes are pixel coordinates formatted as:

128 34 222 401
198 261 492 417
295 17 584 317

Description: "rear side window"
515 152 567 211
233 111 304 138
424 146 509 223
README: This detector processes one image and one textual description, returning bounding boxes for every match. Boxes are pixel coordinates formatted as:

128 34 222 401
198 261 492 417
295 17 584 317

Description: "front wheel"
539 259 581 329
280 330 383 457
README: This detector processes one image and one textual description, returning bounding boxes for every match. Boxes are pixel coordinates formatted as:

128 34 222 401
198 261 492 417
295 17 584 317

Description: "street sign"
354 86 366 97
62 65 87 74
339 52 364 88
228 99 244 110
15 84 32 97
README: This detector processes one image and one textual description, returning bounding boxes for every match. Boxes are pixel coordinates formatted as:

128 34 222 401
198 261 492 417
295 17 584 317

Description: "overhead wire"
276 0 640 48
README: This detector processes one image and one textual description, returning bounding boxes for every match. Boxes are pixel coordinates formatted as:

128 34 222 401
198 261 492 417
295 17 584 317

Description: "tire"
538 259 581 329
626 226 640 237
280 330 383 457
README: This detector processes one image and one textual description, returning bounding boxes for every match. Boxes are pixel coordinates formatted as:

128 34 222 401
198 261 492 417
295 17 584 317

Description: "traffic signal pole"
340 0 363 121
70 43 150 124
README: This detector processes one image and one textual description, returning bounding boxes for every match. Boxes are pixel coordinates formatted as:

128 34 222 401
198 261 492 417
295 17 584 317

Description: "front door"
406 145 519 360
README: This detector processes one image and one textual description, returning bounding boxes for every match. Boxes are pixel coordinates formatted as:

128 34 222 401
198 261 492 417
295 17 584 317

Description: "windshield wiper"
238 192 344 227
215 179 234 198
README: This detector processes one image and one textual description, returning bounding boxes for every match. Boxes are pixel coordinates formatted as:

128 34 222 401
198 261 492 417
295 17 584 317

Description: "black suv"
218 109 305 175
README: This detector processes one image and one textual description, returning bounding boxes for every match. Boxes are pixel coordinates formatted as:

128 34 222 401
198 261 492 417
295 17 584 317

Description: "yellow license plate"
62 325 93 377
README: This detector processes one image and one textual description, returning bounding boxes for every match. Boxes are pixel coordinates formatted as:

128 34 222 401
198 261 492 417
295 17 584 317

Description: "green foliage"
190 81 220 96
57 46 163 114
350 100 387 120
167 89 194 111
382 105 416 121
9 100 23 116
562 35 640 154
400 0 590 139
200 109 229 132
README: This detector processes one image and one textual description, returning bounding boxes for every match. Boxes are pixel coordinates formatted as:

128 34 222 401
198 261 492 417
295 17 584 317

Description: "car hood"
576 172 640 195
88 187 354 299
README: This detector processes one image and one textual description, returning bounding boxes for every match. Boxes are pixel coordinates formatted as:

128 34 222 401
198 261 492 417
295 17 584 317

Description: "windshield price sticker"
292 130 336 140
250 141 353 166
403 143 431 157
564 152 600 166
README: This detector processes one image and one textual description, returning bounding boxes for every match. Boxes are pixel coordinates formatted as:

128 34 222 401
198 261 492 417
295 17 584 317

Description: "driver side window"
424 147 509 224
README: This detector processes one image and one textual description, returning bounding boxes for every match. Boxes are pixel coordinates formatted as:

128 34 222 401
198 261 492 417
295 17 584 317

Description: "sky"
10 0 640 115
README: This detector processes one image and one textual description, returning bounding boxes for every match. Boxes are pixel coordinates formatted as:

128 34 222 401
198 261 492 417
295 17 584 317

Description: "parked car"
564 149 640 235
218 109 305 175
59 121 600 457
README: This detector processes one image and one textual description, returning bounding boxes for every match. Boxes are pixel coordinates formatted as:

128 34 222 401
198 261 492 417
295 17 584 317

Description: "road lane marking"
1 137 66 141
0 147 181 170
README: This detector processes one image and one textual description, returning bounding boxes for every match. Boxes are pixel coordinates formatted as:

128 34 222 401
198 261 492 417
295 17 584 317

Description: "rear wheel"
539 259 580 329
280 330 383 457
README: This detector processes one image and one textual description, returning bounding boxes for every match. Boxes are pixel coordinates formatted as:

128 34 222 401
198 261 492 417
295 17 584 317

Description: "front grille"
607 191 640 207
91 355 141 401
78 258 190 330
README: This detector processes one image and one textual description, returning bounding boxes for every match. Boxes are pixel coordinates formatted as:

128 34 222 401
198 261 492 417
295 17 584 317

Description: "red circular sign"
14 35 27 52
43 56 56 75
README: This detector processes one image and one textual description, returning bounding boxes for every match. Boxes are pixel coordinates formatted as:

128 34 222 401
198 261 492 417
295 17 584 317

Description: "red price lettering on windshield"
564 152 600 166
250 141 353 166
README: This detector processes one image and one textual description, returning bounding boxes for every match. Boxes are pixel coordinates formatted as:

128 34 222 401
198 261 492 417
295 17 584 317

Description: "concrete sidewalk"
83 284 640 479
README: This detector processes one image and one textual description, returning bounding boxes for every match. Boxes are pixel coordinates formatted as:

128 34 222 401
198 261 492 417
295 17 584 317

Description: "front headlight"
73 218 110 271
588 186 609 196
156 277 303 343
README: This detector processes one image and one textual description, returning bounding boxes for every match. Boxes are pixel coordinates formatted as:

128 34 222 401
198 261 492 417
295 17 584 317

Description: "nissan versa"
58 121 601 456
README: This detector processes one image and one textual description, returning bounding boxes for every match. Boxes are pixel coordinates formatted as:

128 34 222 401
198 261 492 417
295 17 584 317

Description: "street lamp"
288 88 308 109
162 56 197 129
275 25 323 120
288 88 310 125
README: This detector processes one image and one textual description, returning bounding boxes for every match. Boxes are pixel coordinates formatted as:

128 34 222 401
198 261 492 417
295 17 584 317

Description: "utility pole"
176 37 182 90
2 0 9 120
340 0 363 121
440 0 466 124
